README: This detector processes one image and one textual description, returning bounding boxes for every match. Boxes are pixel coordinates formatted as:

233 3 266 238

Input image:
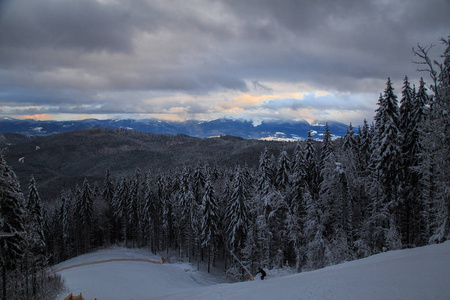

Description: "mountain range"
0 117 349 140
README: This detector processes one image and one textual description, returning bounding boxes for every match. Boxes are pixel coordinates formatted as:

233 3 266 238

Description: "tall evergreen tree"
127 168 143 245
321 123 333 162
201 175 219 273
276 149 291 191
342 123 356 152
144 173 160 254
257 147 273 193
226 166 251 251
419 37 450 243
157 175 172 252
25 176 46 257
399 76 416 246
288 143 308 271
112 177 130 243
303 189 331 269
303 131 320 200
177 167 196 260
358 119 371 171
0 155 26 300
59 190 72 259
400 76 415 134
193 161 206 203
399 76 430 246
25 176 46 297
74 178 94 253
102 169 115 205
256 148 278 267
102 169 115 245
369 78 402 251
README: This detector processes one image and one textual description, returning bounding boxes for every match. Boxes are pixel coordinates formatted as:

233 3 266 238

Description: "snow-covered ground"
53 247 230 299
55 242 450 300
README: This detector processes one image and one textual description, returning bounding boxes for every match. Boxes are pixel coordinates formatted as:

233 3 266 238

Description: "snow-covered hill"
54 242 450 300
0 117 348 140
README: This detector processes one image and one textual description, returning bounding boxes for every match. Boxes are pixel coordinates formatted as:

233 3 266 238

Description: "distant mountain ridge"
0 117 349 140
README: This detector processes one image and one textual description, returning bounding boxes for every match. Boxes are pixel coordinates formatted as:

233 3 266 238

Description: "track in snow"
50 257 163 274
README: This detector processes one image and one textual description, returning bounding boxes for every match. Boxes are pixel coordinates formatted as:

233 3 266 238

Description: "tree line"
0 160 64 299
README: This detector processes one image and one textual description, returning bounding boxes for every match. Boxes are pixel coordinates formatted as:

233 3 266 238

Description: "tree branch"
412 43 438 95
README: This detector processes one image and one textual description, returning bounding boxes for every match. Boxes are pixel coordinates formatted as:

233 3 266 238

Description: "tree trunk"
207 246 211 273
25 255 29 298
2 264 6 300
32 262 37 297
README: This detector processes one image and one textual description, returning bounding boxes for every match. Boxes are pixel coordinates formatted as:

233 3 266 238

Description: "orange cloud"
233 92 303 107
217 92 304 113
22 114 52 120
221 107 245 114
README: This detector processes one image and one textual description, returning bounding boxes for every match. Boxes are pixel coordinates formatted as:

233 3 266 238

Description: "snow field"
54 246 230 299
55 242 450 300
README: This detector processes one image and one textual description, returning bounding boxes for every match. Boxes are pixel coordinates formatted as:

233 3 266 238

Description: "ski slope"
53 247 230 299
54 242 450 300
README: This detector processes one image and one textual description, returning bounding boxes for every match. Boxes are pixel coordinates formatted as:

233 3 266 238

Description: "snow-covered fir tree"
25 176 46 257
226 165 251 252
303 131 321 201
59 190 73 260
24 176 47 297
342 123 356 152
399 76 430 246
358 119 371 171
74 178 94 253
144 173 160 254
112 177 130 243
369 78 402 251
193 161 206 203
321 123 333 163
201 175 219 273
276 149 291 191
319 151 353 265
102 169 116 245
303 189 331 269
418 37 450 244
0 155 26 300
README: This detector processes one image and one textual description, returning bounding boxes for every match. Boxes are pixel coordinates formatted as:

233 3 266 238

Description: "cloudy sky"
0 0 448 125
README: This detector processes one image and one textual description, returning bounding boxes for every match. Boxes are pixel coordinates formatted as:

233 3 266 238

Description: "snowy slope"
53 247 230 299
55 242 450 300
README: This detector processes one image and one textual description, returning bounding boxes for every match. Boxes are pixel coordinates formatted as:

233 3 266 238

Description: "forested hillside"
0 37 449 299
2 129 295 202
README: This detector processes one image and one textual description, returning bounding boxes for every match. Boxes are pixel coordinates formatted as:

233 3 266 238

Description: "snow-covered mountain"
55 241 450 300
0 117 348 140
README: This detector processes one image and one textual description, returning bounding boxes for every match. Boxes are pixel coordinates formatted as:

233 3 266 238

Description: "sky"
0 0 448 126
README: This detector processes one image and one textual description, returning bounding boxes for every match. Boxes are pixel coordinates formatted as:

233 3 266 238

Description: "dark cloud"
0 0 448 122
0 0 174 53
222 0 449 84
252 81 273 92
